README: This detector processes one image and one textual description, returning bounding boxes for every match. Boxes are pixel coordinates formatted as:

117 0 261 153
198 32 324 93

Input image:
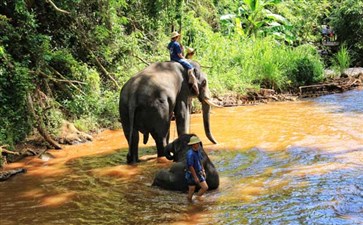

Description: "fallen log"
299 83 343 97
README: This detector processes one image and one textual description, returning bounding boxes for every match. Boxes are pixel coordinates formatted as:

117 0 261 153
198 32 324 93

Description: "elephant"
152 133 219 191
119 60 220 164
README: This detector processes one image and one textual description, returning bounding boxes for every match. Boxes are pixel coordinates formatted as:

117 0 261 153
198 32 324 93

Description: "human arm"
177 52 185 59
175 42 185 59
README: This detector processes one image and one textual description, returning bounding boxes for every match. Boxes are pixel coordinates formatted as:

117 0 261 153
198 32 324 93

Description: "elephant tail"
128 103 136 145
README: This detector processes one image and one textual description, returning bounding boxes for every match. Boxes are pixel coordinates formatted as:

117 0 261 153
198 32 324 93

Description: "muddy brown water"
1 90 362 225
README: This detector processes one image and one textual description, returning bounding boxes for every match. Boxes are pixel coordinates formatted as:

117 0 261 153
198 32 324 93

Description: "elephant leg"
154 136 167 158
127 130 139 164
175 99 190 136
151 117 171 157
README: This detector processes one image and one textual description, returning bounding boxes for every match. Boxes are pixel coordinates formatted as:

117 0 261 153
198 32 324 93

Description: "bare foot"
195 195 205 202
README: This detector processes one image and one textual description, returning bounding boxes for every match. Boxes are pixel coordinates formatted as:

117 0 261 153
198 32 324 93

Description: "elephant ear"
193 67 200 79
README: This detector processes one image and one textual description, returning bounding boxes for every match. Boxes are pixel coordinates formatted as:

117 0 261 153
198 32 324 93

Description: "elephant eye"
201 80 207 87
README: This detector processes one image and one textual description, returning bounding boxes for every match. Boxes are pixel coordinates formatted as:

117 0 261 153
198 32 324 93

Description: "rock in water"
0 168 27 182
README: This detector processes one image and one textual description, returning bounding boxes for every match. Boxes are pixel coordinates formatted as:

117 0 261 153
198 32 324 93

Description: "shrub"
331 0 363 65
283 45 324 88
331 43 351 73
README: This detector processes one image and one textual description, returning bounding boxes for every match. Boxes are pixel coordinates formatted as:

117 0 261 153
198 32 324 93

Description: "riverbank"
213 67 363 107
1 67 363 173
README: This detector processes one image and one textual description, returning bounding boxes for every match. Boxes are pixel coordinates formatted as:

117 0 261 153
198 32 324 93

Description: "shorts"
185 171 206 186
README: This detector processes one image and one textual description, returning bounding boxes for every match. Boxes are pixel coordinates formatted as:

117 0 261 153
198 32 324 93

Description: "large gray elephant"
152 133 219 191
119 61 219 164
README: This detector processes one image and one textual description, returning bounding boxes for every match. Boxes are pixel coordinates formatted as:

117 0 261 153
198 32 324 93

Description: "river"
1 89 362 225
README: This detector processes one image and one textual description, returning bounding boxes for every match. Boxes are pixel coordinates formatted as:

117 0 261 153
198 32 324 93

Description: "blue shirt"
167 41 182 61
186 148 204 172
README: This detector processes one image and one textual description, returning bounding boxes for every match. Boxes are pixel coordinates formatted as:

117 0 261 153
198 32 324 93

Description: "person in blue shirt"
167 31 199 95
185 135 208 202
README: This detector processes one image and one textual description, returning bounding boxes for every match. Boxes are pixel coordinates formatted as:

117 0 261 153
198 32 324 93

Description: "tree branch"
83 44 120 89
45 0 70 14
132 54 150 66
0 146 20 155
32 70 86 95
27 94 62 150
72 19 120 89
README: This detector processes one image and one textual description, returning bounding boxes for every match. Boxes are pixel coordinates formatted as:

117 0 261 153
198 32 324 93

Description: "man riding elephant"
167 31 199 95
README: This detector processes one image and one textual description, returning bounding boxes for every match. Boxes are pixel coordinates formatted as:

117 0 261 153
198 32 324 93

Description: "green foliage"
331 0 363 65
0 60 34 147
220 0 295 44
193 29 324 93
277 0 332 44
74 116 98 133
284 45 324 87
331 43 351 73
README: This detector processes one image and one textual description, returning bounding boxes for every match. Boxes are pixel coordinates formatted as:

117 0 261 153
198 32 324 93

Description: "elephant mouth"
164 144 175 160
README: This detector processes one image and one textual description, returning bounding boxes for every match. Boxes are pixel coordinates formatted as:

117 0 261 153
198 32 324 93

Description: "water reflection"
313 89 363 114
0 90 362 225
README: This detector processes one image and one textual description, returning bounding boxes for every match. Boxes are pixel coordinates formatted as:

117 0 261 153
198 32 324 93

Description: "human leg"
177 59 199 95
187 185 196 201
196 181 208 197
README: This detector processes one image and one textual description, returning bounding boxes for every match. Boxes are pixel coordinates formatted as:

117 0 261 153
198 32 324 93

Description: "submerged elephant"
119 61 219 164
152 133 219 191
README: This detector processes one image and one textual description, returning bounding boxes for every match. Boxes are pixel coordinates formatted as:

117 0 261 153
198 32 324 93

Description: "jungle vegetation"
0 0 362 157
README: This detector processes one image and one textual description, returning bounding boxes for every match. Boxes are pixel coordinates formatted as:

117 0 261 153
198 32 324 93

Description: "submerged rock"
0 168 27 182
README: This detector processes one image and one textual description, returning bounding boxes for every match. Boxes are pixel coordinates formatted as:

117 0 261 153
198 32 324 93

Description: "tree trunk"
27 94 62 150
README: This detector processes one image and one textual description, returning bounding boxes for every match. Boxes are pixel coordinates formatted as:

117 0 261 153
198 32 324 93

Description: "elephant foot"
126 153 139 164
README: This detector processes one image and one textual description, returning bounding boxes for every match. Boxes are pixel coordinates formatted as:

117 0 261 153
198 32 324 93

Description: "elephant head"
164 133 192 161
178 61 220 145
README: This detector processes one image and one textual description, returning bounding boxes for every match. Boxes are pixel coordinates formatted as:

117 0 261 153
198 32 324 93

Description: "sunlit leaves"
220 0 291 43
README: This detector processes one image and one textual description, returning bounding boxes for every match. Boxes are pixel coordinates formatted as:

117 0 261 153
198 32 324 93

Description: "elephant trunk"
164 144 174 160
202 101 218 144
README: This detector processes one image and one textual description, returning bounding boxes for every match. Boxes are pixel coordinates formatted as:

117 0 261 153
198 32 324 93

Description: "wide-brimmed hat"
186 47 195 54
171 31 180 39
188 136 201 145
